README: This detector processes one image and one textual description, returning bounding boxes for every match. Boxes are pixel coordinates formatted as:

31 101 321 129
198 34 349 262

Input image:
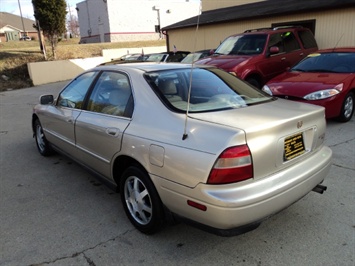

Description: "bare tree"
67 14 80 38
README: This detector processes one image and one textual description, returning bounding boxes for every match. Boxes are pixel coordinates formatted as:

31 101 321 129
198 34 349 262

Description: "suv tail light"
208 145 253 184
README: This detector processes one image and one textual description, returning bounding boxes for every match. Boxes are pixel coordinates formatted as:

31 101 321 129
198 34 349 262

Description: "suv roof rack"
244 28 272 33
272 25 303 30
244 25 304 33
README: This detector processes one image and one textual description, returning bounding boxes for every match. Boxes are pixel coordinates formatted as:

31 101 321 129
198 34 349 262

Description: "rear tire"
34 119 53 156
337 92 354 122
120 166 164 234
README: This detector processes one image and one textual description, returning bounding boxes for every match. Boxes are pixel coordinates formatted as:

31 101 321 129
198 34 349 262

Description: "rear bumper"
154 146 332 230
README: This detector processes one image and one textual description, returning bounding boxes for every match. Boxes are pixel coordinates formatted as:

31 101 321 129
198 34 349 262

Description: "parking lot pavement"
0 82 354 266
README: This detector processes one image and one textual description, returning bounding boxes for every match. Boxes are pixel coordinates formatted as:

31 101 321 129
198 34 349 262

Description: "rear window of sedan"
144 67 272 112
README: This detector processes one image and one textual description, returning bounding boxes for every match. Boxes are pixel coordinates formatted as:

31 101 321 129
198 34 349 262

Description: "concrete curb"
27 46 166 86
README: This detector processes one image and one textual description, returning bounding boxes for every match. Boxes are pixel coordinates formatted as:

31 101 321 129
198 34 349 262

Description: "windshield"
215 34 267 55
146 54 167 62
292 52 355 73
144 67 272 113
181 53 203 63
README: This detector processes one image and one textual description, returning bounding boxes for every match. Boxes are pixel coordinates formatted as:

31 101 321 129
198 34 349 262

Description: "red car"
262 47 355 122
196 26 318 88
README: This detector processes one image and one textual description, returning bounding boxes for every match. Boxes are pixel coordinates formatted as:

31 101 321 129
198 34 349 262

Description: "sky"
0 0 201 20
0 0 81 19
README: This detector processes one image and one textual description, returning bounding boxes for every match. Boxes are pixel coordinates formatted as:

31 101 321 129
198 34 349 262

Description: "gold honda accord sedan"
32 63 332 235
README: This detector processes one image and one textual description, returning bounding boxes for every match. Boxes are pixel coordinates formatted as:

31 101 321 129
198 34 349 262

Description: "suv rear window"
298 30 318 49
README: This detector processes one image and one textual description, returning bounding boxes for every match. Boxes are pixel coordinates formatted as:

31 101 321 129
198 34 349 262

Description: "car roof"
93 62 213 72
157 51 190 55
144 51 190 56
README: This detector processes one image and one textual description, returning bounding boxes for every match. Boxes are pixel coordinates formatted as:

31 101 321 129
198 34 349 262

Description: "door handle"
106 127 120 136
281 57 286 61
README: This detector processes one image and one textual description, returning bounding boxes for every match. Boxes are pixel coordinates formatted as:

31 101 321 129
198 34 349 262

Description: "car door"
75 71 133 178
258 32 289 82
282 31 303 67
42 71 98 156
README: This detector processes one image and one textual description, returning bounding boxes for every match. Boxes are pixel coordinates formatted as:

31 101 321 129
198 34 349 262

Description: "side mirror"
209 49 215 55
269 46 280 54
40 95 54 105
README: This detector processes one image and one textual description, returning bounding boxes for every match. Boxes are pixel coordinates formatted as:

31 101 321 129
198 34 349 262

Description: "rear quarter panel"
122 114 246 188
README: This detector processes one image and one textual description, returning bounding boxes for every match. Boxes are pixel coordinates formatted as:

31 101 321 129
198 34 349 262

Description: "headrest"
159 79 177 95
108 90 121 105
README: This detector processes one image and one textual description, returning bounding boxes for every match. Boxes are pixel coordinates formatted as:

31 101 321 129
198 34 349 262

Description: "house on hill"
0 12 37 42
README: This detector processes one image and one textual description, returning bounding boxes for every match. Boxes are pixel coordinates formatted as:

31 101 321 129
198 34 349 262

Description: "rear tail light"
208 145 253 184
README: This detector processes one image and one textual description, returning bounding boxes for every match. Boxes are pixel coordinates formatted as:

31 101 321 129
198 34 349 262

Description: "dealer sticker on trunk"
284 133 306 161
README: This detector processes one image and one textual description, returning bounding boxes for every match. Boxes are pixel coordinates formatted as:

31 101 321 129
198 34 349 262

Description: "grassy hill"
0 38 166 91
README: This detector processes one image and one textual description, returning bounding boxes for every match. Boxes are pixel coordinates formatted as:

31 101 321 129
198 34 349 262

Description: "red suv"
196 26 318 88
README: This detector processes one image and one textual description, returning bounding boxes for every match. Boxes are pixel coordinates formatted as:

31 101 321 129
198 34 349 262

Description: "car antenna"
332 33 344 52
182 1 202 140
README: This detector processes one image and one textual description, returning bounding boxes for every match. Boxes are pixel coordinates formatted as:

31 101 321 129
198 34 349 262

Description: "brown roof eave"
162 0 355 32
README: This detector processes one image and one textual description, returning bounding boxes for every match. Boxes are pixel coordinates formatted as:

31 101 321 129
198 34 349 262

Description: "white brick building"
76 0 200 43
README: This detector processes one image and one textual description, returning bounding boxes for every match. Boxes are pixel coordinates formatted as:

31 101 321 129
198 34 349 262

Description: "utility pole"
67 1 72 37
153 6 161 39
32 3 47 60
17 0 26 38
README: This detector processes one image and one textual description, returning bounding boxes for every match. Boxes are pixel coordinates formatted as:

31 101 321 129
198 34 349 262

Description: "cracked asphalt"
1 81 354 266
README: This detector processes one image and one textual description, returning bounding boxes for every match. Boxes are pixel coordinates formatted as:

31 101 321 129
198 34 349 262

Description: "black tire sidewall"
119 166 164 234
338 92 354 122
246 78 261 89
34 119 52 156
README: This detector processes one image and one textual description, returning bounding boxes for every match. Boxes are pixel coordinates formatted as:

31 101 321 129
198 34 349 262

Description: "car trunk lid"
189 98 326 180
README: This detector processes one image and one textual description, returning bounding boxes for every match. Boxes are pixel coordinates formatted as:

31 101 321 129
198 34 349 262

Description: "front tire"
34 119 53 156
120 166 164 234
337 92 354 122
246 77 261 89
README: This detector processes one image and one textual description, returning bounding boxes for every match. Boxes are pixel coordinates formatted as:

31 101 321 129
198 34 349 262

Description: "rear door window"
282 32 301 52
87 71 133 118
269 32 300 54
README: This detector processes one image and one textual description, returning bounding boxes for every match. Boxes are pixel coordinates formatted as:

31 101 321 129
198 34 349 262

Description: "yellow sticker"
307 53 321 57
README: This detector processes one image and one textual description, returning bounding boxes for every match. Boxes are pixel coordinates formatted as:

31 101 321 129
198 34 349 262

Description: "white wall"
77 0 110 43
77 0 200 43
